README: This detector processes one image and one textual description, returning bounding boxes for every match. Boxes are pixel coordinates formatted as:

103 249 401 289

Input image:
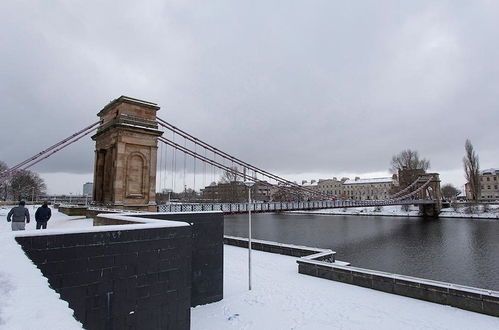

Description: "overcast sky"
1 1 498 194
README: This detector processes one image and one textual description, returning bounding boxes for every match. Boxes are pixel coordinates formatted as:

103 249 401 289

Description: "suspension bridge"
0 96 443 216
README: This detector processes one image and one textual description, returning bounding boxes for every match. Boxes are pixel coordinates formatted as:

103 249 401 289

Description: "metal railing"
158 199 434 213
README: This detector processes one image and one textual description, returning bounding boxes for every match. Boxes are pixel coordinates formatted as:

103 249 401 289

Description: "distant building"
342 176 397 200
466 168 499 201
316 176 397 200
317 178 346 198
83 182 93 197
201 181 271 202
299 180 320 200
200 175 398 202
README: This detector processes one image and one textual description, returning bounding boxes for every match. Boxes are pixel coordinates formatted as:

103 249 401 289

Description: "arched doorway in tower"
126 152 147 198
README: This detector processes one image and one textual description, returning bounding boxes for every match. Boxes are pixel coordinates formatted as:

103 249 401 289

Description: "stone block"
317 265 333 280
394 281 425 300
331 268 353 284
352 272 373 288
482 295 499 317
372 275 394 293
298 263 317 276
447 292 483 313
418 283 449 304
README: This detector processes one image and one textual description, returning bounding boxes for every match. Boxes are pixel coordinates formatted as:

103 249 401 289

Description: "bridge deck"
158 200 435 214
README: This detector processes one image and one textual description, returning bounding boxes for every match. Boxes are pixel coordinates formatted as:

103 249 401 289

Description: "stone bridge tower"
92 96 162 211
398 169 443 217
418 173 442 217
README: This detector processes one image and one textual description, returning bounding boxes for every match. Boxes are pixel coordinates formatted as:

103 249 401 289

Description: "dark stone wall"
298 261 499 317
16 226 192 330
58 206 88 216
135 212 224 306
224 235 332 258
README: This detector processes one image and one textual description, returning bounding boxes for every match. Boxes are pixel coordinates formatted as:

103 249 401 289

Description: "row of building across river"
200 175 398 202
38 168 499 205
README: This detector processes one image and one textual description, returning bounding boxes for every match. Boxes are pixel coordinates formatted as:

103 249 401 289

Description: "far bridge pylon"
397 169 442 217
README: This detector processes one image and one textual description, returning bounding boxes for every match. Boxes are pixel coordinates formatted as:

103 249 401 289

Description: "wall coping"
224 235 331 254
12 214 189 238
297 258 499 298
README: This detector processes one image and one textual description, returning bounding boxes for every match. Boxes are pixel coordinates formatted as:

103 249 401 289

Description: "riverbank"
289 204 499 219
2 208 499 328
191 245 499 329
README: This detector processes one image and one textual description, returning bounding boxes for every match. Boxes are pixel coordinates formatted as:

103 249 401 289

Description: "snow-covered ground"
294 204 499 219
0 205 93 233
2 206 499 329
0 206 90 329
192 245 499 330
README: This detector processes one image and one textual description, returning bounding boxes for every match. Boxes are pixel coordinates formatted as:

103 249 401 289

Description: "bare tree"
7 170 47 201
271 186 304 202
0 160 8 200
178 188 198 202
219 166 240 183
390 149 430 173
218 167 246 202
441 184 460 200
463 139 480 202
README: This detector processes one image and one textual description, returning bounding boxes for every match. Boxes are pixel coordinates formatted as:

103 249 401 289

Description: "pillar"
92 96 163 211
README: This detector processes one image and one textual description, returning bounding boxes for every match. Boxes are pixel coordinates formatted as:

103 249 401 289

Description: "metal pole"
248 187 252 291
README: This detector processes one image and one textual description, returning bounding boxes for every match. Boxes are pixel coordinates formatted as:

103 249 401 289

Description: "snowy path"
0 206 92 329
192 245 499 330
0 205 93 233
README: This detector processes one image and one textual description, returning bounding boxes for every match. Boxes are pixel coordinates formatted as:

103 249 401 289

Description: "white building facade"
479 168 499 200
342 177 396 200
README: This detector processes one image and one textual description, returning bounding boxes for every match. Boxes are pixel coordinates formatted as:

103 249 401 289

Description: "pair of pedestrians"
6 201 52 231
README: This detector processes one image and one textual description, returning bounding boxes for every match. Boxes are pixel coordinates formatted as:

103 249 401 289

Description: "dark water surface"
225 213 499 291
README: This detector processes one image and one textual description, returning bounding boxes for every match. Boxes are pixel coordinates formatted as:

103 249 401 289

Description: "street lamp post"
244 180 255 290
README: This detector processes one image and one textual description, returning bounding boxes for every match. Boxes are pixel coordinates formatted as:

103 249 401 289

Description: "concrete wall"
297 260 499 317
16 226 192 330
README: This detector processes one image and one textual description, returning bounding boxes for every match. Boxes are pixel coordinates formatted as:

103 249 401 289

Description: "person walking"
35 201 52 229
7 200 30 231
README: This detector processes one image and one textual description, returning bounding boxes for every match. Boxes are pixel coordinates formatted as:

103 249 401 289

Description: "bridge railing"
157 199 433 213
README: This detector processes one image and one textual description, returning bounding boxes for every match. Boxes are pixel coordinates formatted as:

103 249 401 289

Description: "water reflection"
225 213 499 290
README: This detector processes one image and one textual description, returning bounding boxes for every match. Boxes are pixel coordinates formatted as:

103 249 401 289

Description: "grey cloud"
1 0 498 184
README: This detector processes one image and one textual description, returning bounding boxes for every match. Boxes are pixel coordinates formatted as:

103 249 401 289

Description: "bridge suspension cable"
157 136 307 199
390 178 433 201
156 117 438 202
389 177 423 199
156 117 328 199
0 120 101 179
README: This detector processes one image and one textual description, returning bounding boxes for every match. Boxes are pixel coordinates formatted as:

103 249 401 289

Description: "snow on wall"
0 231 83 329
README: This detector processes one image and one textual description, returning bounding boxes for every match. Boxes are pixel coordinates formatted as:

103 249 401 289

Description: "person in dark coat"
7 200 30 231
35 201 52 229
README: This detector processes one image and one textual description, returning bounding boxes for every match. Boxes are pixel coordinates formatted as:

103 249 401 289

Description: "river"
224 213 499 291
